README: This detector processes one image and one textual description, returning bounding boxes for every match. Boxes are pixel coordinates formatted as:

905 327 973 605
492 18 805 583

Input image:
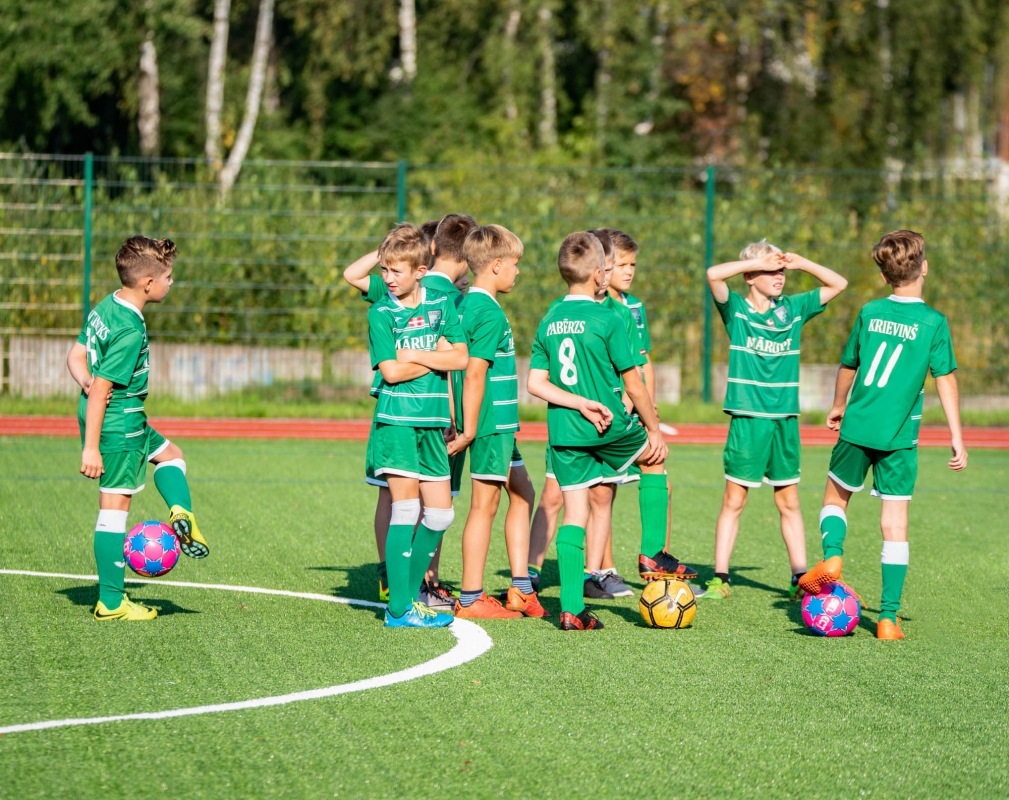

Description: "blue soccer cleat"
384 601 454 629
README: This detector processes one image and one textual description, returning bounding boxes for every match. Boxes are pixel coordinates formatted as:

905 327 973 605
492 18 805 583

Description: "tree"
205 0 231 164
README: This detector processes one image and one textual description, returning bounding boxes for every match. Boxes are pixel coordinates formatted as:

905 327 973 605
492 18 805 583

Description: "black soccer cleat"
559 609 604 631
638 551 697 582
583 574 615 600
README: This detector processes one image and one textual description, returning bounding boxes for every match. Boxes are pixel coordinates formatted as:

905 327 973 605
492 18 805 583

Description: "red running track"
2 415 1007 448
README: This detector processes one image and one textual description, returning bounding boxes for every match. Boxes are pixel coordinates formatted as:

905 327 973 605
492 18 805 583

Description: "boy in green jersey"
528 232 694 631
66 236 209 622
799 230 967 640
447 225 543 619
704 240 847 601
368 223 469 628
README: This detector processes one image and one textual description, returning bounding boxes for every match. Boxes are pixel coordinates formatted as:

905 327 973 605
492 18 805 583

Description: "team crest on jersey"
629 306 643 325
772 305 790 325
426 309 442 328
407 316 426 330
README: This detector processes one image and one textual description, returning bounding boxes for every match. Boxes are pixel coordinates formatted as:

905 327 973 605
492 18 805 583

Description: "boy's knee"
723 486 748 513
774 489 800 514
390 499 421 526
422 506 454 532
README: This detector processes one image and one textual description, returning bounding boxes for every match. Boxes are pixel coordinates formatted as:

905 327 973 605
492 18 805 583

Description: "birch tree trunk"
205 0 231 164
538 4 557 148
594 0 612 151
138 33 160 156
219 0 274 193
502 0 521 122
399 0 417 83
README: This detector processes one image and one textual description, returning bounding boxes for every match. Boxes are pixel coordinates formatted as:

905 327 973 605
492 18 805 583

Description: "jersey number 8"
559 337 578 386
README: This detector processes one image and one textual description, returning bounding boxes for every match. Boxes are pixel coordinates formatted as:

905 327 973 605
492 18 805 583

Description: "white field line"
659 423 679 436
0 569 493 736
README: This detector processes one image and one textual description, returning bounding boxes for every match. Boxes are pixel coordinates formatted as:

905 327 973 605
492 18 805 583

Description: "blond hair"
115 236 177 287
739 239 782 260
872 230 925 287
463 224 523 273
557 232 604 285
378 223 430 270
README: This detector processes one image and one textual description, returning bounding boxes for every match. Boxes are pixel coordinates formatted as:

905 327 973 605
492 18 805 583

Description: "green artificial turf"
1 437 1007 799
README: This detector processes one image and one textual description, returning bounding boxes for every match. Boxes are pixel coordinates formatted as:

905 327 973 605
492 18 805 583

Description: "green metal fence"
1 152 1007 403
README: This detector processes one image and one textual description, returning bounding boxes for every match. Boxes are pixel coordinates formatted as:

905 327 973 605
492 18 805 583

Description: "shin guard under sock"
638 473 669 557
820 505 847 560
880 541 909 623
556 524 587 615
154 459 192 511
94 510 128 609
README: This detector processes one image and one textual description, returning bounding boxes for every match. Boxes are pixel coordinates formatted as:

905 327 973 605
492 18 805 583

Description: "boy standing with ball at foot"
67 236 209 621
799 230 966 639
703 241 847 601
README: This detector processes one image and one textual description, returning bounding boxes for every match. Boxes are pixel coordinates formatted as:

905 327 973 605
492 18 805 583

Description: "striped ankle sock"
459 589 483 607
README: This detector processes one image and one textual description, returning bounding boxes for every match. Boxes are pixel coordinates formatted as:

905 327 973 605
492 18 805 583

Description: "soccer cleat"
876 618 905 640
598 570 634 598
505 586 550 618
798 556 843 596
93 593 157 621
169 505 209 559
384 601 453 628
419 581 456 613
583 574 615 600
638 551 697 581
699 576 731 600
453 593 522 619
377 562 389 603
559 609 604 631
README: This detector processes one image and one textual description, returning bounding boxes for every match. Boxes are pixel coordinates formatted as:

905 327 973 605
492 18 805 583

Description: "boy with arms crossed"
799 230 966 639
68 237 208 621
368 224 469 628
447 225 543 618
703 241 847 600
527 232 689 631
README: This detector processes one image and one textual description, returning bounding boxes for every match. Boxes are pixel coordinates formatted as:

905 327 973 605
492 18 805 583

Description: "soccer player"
66 236 208 622
368 223 469 628
799 230 966 640
527 232 693 631
702 240 847 601
447 224 543 619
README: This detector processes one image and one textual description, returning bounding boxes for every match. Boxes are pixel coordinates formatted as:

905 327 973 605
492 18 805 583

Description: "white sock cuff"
820 505 847 526
390 499 421 526
154 458 187 475
96 510 129 533
422 506 455 532
881 541 909 565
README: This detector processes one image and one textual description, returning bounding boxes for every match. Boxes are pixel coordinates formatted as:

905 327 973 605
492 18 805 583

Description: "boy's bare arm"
622 368 668 465
342 249 380 293
706 253 786 303
826 365 858 431
782 254 848 304
81 377 112 479
526 368 613 433
935 372 968 471
399 342 469 372
642 357 656 407
447 357 488 456
67 342 113 406
377 360 430 384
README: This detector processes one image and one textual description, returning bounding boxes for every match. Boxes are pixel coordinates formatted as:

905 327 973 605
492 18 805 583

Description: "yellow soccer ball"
638 578 697 629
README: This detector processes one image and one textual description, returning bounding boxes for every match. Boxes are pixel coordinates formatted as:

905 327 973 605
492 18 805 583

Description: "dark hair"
599 228 638 254
872 230 925 287
115 236 177 287
588 229 614 258
433 214 478 261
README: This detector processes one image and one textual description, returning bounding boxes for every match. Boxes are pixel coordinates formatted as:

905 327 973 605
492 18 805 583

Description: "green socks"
94 510 128 609
638 473 668 556
385 523 415 617
154 459 192 511
820 505 847 559
409 507 454 593
556 524 586 615
880 541 909 623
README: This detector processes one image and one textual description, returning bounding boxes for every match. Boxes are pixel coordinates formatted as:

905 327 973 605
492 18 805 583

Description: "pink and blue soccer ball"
801 581 860 636
124 521 180 578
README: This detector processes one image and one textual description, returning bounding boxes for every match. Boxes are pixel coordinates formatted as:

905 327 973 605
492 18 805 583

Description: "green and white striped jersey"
620 291 652 354
458 287 519 438
76 292 150 452
422 272 466 428
839 295 956 451
368 287 464 428
714 289 825 418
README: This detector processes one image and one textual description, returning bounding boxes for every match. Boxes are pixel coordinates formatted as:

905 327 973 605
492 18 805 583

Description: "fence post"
396 160 408 222
702 164 715 403
82 152 94 325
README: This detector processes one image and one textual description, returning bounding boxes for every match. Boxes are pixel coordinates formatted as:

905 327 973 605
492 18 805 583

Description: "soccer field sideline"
3 414 1007 448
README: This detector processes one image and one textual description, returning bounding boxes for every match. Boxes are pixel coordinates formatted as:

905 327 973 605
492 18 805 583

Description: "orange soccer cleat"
505 586 550 618
798 556 844 596
876 618 905 640
453 593 523 619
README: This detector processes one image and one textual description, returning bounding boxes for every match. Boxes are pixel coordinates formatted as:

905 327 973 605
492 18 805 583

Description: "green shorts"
449 451 466 497
94 426 169 495
364 421 388 488
373 423 450 482
550 426 649 492
723 415 801 489
469 433 523 483
828 438 918 500
545 445 628 486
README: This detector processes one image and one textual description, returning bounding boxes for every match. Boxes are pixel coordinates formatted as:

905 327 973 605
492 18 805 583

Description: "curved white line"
0 569 493 736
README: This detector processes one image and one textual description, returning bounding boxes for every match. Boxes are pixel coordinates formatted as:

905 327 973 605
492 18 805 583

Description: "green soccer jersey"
530 295 639 447
76 292 150 452
422 271 466 426
458 288 520 438
368 286 464 428
360 274 387 397
620 291 652 354
604 294 648 369
839 295 956 450
714 289 826 418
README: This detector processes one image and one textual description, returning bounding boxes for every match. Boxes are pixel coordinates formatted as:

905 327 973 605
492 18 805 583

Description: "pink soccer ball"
124 521 180 578
801 581 860 637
